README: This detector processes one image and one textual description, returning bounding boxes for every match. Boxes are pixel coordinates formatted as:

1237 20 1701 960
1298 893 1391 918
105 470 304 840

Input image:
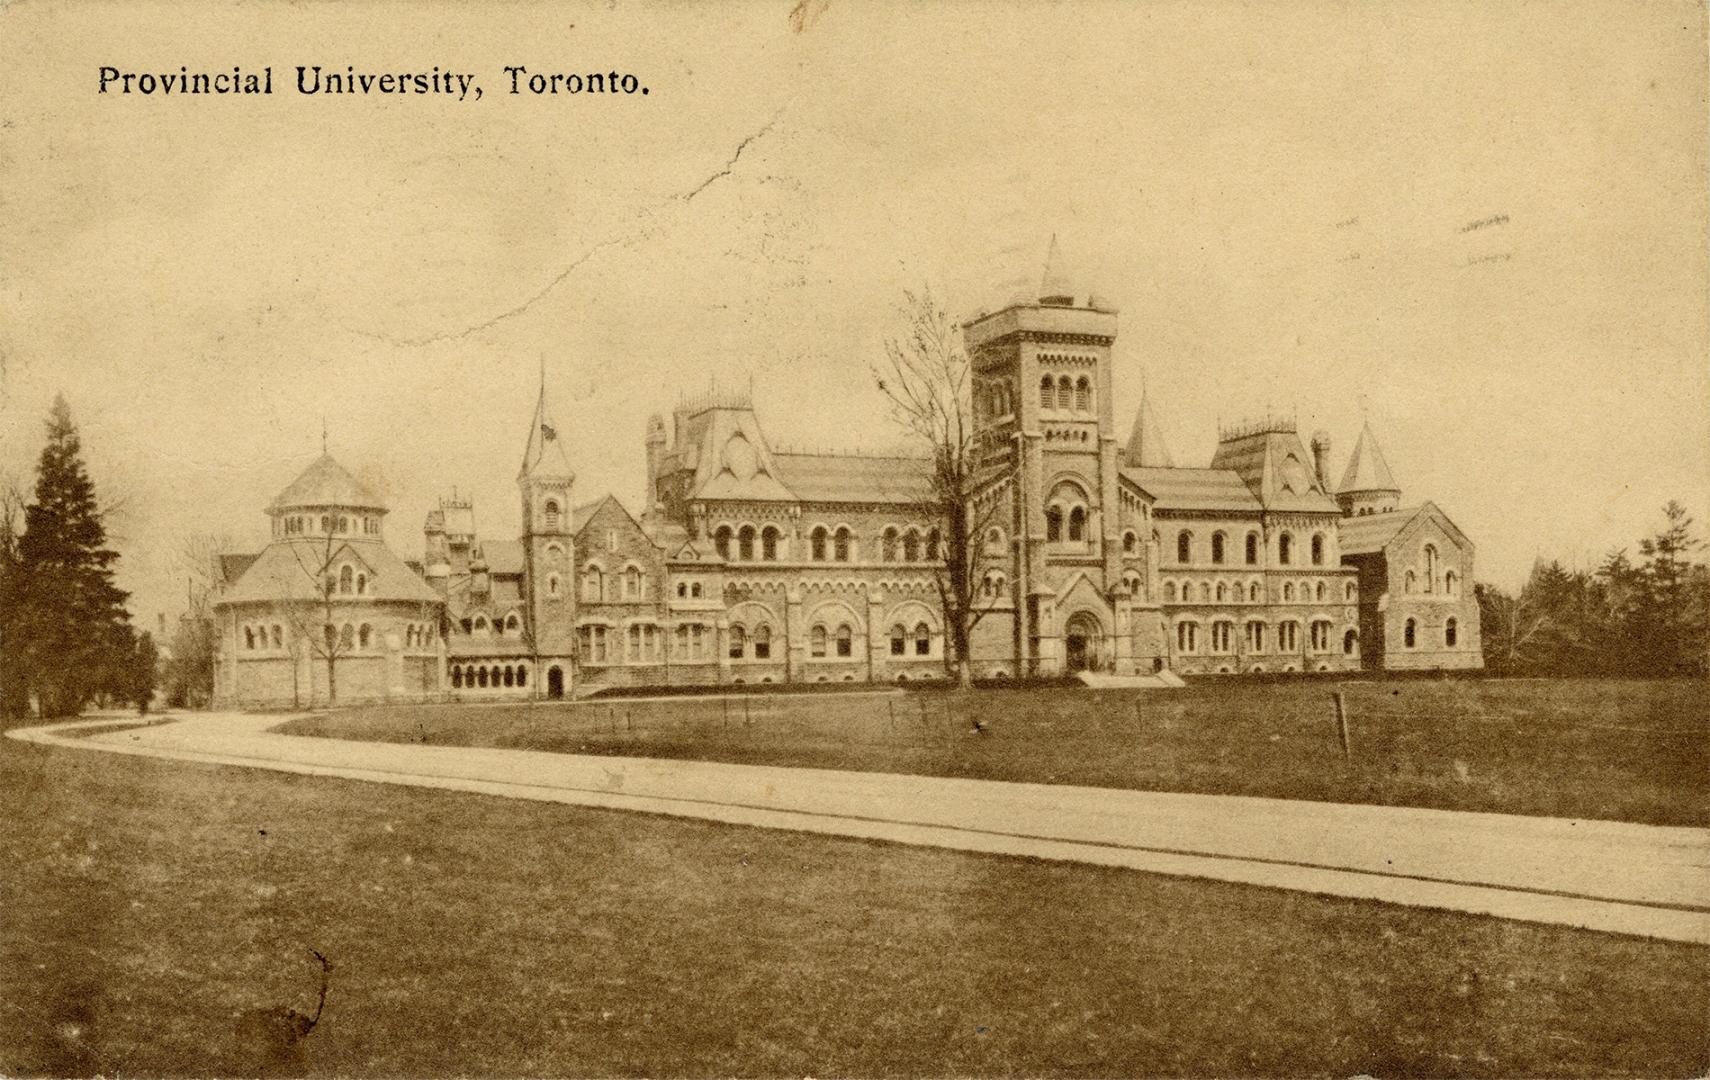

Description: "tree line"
0 396 156 720
1475 501 1708 678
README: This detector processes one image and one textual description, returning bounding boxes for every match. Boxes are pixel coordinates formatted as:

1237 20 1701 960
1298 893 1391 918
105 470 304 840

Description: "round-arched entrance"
547 666 565 699
1064 612 1104 674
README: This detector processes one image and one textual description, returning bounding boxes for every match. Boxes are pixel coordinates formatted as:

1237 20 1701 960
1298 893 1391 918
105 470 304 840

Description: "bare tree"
873 285 1005 687
271 530 356 706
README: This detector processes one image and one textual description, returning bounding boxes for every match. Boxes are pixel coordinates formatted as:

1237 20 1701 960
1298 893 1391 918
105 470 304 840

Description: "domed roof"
269 453 386 512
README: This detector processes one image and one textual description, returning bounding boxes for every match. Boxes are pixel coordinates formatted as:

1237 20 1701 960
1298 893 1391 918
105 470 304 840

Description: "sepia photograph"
0 1 1705 1075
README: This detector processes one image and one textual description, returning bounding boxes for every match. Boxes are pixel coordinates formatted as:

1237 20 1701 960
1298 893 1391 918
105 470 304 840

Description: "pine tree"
1637 501 1706 676
15 395 135 718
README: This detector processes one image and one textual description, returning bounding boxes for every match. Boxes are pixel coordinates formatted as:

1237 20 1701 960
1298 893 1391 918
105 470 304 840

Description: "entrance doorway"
1064 612 1103 673
547 666 564 699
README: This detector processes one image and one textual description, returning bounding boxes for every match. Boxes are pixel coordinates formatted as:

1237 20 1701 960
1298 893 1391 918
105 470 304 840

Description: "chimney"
1310 430 1332 491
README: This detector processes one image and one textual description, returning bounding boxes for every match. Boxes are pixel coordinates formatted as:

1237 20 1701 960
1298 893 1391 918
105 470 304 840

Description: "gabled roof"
219 552 259 585
269 454 385 512
573 494 657 552
480 539 525 575
1123 467 1263 512
1123 391 1175 468
769 452 932 505
1209 428 1341 513
1336 508 1415 555
673 402 799 502
217 537 441 606
1339 421 1400 494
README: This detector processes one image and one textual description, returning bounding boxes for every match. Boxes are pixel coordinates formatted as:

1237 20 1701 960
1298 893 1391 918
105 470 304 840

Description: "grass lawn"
286 677 1709 826
0 731 1705 1077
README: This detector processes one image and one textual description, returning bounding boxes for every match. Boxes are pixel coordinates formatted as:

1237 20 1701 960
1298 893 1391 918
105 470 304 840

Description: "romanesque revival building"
211 257 1481 706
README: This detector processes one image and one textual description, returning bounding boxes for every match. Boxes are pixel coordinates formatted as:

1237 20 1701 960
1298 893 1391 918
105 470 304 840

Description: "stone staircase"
1074 670 1186 690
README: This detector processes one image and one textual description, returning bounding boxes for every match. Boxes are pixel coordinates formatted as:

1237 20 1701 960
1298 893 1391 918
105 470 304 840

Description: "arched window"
1278 621 1299 652
1445 618 1458 647
835 624 854 657
728 624 746 659
516 665 527 687
1058 375 1074 409
506 612 521 633
1040 375 1055 410
271 625 282 649
1315 582 1326 601
1046 507 1063 542
753 624 772 660
1278 533 1293 565
1246 532 1259 565
926 529 940 561
738 525 755 561
1404 618 1417 648
1246 620 1265 653
477 667 489 688
1177 531 1192 564
1074 376 1091 412
1424 545 1439 593
1123 531 1137 554
834 527 852 562
914 622 931 656
1283 582 1295 601
762 526 780 561
1311 534 1325 566
714 525 733 560
903 529 920 562
691 582 703 598
358 624 372 649
339 565 354 594
544 499 560 529
321 515 331 533
452 666 465 689
889 624 906 656
473 615 489 633
1343 629 1358 655
986 527 1005 555
810 526 828 561
355 573 367 596
1215 582 1227 602
244 626 256 650
625 566 642 598
1211 533 1226 564
1310 620 1330 652
337 516 348 533
1345 581 1357 601
1164 581 1177 602
339 624 355 650
1199 582 1211 601
1404 570 1416 594
503 666 515 687
1176 622 1198 653
1249 582 1261 602
1444 570 1458 596
1067 507 1086 542
1123 569 1142 594
811 625 828 658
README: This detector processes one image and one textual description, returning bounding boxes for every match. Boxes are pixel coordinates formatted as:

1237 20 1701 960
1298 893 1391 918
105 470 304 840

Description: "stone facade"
211 254 1481 706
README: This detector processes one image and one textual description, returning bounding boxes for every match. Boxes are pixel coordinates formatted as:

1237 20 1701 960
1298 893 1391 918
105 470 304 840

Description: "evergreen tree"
1636 501 1706 676
14 395 135 718
125 630 159 714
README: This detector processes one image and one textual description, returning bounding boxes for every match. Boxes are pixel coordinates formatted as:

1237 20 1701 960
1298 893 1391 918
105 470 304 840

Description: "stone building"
212 252 1481 706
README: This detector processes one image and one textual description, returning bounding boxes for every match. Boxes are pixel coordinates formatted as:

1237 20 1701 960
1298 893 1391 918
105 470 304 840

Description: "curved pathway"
10 712 1709 944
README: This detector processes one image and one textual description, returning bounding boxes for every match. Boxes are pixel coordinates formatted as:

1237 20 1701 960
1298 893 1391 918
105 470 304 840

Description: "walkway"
10 713 1709 944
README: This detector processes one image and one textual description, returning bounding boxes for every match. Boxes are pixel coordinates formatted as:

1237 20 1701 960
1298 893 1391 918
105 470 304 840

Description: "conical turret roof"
1039 233 1076 304
1124 390 1175 468
269 453 385 512
1338 421 1400 494
520 377 574 480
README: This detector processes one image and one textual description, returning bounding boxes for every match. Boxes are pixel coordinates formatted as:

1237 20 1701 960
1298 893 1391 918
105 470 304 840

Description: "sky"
1 0 1705 629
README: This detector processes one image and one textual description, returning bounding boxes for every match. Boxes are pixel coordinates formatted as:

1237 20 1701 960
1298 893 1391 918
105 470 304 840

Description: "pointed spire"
1040 233 1075 304
1124 383 1175 468
520 359 573 480
1338 420 1400 494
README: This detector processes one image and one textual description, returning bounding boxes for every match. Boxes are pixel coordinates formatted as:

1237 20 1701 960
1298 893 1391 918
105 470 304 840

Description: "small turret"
1337 421 1402 516
423 508 451 589
645 412 668 512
